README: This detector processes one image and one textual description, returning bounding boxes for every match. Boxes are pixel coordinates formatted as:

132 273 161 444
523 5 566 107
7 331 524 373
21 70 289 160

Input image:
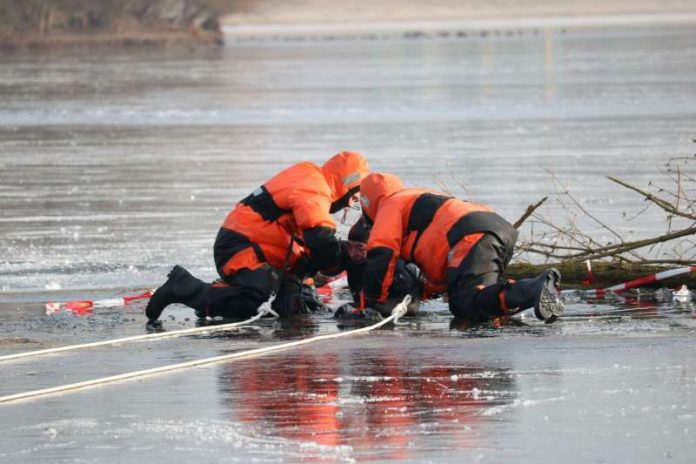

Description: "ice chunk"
673 285 692 303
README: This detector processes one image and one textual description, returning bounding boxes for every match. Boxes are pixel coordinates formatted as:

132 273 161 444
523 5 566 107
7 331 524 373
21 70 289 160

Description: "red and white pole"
563 265 696 298
45 289 154 315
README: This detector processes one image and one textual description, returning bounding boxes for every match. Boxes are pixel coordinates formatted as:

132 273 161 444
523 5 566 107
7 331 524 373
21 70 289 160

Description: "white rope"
0 296 410 405
0 308 279 363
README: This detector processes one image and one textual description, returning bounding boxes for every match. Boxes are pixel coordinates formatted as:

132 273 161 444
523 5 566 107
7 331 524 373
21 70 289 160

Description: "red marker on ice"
45 289 154 316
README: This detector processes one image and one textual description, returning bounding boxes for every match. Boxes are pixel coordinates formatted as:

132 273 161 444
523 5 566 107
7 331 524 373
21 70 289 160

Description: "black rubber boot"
145 265 210 321
503 269 564 320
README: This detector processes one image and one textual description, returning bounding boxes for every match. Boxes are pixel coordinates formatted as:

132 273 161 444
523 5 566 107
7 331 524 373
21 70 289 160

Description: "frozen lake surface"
1 23 696 462
1 299 696 463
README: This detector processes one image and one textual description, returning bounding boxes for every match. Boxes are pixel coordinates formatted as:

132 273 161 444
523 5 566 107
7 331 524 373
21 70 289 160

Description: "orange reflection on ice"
219 349 515 459
232 353 342 447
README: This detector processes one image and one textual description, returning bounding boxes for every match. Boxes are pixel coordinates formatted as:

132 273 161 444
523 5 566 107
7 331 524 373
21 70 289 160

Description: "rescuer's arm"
361 207 404 307
291 194 346 274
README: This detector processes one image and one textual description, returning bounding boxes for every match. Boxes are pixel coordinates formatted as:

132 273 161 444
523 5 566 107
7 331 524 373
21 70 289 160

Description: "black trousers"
205 228 279 319
204 267 277 319
447 233 515 322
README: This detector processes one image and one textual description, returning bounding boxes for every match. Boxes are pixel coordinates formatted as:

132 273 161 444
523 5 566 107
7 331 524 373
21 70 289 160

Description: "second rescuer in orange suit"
354 172 564 322
145 152 370 324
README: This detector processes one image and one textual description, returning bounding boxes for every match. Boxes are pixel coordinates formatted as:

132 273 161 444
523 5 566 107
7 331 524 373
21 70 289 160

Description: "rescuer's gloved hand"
146 320 164 333
301 283 329 312
333 304 383 322
362 307 384 322
333 303 362 320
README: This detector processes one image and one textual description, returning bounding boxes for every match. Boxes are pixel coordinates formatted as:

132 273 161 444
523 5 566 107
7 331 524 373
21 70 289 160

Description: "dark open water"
1 23 695 463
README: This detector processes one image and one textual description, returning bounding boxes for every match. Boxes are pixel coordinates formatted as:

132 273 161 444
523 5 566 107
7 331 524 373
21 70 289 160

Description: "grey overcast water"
1 23 696 463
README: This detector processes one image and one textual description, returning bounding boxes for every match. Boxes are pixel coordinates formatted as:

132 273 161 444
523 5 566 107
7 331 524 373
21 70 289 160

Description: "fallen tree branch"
506 261 696 289
513 196 547 228
533 225 696 262
607 175 696 221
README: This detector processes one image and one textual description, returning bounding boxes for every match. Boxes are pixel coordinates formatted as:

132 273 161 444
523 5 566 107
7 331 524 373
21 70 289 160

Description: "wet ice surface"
1 23 696 462
1 25 695 292
1 298 696 463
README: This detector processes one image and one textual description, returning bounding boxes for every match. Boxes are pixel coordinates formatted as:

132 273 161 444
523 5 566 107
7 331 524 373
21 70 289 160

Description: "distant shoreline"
222 13 696 43
223 13 696 36
0 30 222 52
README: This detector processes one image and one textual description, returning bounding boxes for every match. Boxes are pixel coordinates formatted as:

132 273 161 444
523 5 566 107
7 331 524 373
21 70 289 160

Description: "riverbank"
0 30 222 51
0 0 223 51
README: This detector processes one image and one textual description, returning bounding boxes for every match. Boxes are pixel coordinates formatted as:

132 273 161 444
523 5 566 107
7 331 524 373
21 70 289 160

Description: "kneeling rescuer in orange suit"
356 172 563 322
146 152 370 323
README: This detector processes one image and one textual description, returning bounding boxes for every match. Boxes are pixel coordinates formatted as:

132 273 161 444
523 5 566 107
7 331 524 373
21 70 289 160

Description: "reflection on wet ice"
217 349 516 457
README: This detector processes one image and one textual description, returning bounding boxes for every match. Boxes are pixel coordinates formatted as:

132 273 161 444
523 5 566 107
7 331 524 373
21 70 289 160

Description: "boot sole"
534 269 565 320
534 286 565 320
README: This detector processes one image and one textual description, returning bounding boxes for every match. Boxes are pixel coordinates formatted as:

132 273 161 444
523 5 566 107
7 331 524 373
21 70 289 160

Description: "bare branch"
513 197 548 229
548 170 625 242
564 225 696 262
607 175 696 221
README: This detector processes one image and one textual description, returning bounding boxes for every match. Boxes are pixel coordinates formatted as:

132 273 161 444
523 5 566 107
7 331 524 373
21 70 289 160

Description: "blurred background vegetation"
0 0 262 46
0 0 228 35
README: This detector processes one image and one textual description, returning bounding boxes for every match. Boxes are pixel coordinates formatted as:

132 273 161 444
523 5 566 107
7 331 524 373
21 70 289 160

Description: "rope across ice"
0 295 411 405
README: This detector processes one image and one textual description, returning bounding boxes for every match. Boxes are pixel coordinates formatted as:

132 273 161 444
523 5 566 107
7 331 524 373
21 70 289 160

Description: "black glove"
301 283 329 312
333 304 383 322
146 320 164 333
334 303 361 320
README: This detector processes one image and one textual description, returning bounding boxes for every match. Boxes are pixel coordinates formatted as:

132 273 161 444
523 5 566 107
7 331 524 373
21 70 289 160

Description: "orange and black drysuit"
145 152 369 323
359 172 521 322
209 151 370 318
